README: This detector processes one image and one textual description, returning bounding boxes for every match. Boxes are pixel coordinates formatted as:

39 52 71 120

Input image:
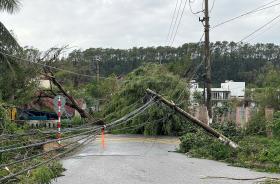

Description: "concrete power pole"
93 56 101 82
96 58 100 82
202 0 212 123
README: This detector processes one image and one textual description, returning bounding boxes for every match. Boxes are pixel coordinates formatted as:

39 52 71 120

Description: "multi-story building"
189 80 245 106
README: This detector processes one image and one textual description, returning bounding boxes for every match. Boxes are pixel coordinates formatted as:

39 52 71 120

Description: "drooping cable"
212 0 280 29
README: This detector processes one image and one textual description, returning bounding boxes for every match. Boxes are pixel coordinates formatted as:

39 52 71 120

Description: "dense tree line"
54 42 280 87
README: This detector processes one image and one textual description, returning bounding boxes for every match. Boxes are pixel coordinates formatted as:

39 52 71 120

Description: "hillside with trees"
51 42 280 87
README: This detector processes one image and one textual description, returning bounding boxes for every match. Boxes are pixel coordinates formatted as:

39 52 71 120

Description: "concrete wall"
191 105 209 124
191 105 253 128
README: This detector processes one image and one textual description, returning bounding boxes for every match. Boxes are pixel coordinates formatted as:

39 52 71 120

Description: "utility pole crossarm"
146 88 239 149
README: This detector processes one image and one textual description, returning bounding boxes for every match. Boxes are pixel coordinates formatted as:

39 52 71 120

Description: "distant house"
189 80 245 106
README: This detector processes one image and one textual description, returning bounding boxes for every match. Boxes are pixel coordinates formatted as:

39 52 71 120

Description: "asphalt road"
54 134 280 184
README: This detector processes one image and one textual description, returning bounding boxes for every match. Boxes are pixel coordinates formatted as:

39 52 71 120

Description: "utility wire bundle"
0 98 155 183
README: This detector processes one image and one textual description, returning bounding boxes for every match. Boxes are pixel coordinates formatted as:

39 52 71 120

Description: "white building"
221 80 245 98
189 80 245 106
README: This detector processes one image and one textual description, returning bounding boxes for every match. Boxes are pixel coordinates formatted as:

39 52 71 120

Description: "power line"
212 0 280 29
170 0 188 46
166 0 180 44
0 133 94 169
106 98 155 127
175 32 204 105
0 50 107 79
0 99 155 154
189 0 204 15
0 98 156 181
209 0 216 13
0 127 98 154
239 13 280 43
109 116 167 132
246 17 280 42
168 0 183 45
0 134 96 183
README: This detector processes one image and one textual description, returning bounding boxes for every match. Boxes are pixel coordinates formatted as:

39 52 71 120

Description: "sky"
1 0 280 51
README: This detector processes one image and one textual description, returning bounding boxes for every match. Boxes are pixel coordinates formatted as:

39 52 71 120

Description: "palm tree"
0 0 22 101
0 0 21 54
0 0 20 13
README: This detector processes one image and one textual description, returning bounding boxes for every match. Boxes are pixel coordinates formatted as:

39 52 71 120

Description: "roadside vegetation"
0 106 65 184
179 120 280 173
2 1 280 182
179 67 280 174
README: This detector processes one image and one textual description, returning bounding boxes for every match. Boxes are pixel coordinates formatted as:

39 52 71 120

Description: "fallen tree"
32 47 103 125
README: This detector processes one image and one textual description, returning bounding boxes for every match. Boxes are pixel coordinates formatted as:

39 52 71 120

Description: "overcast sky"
1 0 280 51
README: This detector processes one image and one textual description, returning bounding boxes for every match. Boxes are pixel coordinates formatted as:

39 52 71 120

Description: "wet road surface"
54 134 279 184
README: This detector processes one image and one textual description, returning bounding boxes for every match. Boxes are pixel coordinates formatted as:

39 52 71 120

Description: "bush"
71 116 84 126
211 121 242 139
22 162 65 184
272 111 280 139
179 130 234 161
180 130 280 172
246 111 267 136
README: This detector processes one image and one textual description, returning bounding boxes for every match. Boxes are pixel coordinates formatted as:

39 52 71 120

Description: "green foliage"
211 121 242 139
251 66 280 110
246 111 267 136
71 116 84 126
237 137 280 172
0 48 38 105
213 103 233 123
180 130 234 161
103 64 192 136
272 111 280 139
180 123 280 172
53 42 280 87
0 105 17 134
21 162 65 184
61 116 85 128
87 75 119 99
192 91 204 105
167 55 192 76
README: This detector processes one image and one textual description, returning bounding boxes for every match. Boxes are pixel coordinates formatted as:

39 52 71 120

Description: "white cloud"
1 0 280 50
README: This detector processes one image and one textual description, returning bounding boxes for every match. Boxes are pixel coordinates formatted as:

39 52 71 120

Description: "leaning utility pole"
146 89 238 149
201 0 212 122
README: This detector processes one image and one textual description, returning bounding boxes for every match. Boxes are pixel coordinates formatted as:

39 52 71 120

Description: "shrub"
272 111 280 139
179 129 234 161
246 111 267 136
180 131 280 172
71 116 84 126
22 162 65 184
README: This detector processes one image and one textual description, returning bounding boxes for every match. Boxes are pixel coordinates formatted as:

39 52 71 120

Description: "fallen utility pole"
146 89 238 149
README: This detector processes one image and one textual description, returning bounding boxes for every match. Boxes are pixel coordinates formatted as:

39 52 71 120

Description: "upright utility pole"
73 57 78 87
93 56 101 82
96 58 100 82
203 0 212 122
